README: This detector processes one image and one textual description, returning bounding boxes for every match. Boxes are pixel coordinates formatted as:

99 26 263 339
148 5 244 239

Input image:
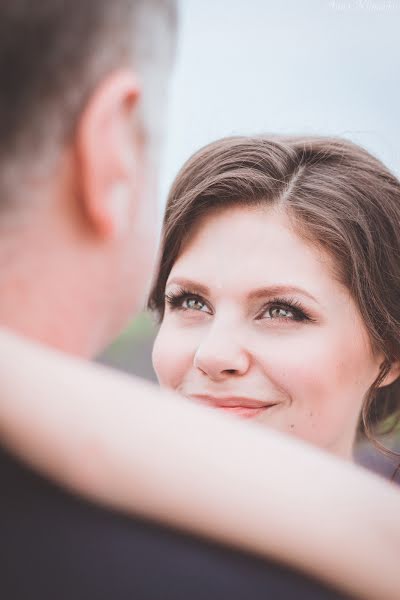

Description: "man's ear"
74 69 141 239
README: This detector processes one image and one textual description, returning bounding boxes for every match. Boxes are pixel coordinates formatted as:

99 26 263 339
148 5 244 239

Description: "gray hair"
0 0 177 199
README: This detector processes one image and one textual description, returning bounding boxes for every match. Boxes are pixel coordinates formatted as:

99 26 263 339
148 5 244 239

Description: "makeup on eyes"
165 286 212 313
164 286 315 323
256 297 315 323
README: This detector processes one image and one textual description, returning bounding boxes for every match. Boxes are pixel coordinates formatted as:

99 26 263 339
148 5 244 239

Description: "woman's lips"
213 405 269 418
186 394 277 419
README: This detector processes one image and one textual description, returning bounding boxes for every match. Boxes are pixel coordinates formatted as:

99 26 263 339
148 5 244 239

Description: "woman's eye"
182 296 209 312
165 290 212 314
258 302 310 322
264 306 295 320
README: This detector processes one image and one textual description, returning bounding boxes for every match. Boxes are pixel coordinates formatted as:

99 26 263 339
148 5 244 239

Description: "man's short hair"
0 0 176 192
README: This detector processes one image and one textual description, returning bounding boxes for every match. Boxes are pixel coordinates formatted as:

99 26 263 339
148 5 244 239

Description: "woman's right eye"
165 291 212 314
181 296 209 312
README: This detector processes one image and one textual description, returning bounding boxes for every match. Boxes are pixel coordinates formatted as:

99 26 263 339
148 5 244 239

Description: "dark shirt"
0 444 348 600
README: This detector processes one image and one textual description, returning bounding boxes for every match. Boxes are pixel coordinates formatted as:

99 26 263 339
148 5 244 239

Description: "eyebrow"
165 277 319 304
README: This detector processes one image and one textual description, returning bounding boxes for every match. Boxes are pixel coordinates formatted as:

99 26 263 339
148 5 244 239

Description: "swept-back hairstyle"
149 135 400 460
0 0 176 195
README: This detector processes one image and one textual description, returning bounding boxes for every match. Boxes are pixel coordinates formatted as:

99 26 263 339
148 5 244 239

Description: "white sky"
159 0 400 208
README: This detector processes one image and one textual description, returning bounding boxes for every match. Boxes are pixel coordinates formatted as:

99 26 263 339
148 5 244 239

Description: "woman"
149 135 400 463
0 136 399 599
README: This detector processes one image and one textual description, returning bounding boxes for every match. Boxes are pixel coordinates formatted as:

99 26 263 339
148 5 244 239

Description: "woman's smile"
184 394 280 419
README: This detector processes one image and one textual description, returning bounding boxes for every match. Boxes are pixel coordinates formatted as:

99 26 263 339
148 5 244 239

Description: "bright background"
100 0 400 477
160 0 400 208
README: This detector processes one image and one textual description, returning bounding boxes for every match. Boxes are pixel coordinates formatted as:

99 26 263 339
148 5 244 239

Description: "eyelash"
258 297 314 323
164 287 315 323
165 287 209 312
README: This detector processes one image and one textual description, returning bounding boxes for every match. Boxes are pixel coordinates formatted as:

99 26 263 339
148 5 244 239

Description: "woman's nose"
193 329 250 381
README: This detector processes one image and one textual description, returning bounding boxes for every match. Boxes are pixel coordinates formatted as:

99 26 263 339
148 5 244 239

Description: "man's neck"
0 234 107 358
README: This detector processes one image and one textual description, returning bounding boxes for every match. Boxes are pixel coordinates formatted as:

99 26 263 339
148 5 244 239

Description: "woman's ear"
378 360 400 388
74 69 141 239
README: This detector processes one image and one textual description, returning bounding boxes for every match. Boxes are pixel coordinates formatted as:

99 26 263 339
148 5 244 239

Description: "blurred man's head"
0 0 176 356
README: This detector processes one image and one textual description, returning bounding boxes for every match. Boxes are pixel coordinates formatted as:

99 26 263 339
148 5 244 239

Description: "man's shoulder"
0 444 347 600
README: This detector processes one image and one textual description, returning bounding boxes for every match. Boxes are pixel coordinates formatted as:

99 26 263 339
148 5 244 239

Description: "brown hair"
149 135 400 463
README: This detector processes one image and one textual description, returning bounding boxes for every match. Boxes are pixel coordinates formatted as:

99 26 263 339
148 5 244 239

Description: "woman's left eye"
264 306 295 320
258 301 309 322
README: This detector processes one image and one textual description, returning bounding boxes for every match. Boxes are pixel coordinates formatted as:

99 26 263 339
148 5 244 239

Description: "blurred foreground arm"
0 329 398 600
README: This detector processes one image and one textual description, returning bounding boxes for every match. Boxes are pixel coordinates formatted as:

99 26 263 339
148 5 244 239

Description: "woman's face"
152 206 382 457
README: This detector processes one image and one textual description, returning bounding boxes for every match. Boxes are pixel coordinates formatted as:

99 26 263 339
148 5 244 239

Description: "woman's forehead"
168 205 343 304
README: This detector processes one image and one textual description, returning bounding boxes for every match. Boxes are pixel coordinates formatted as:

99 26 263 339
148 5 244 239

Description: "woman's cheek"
256 333 329 399
287 354 362 448
152 322 195 389
257 337 341 439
